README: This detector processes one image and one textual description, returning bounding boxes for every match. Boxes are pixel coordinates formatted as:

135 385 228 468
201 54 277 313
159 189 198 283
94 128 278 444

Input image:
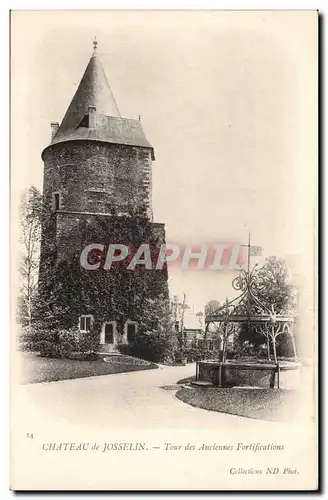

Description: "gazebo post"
291 334 297 358
287 324 297 358
266 339 271 361
272 335 277 364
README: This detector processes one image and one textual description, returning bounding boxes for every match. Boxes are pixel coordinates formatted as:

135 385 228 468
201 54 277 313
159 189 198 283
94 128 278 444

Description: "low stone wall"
197 361 301 389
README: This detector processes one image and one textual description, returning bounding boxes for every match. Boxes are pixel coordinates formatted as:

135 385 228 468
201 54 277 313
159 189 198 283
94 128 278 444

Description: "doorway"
100 321 116 345
124 321 138 343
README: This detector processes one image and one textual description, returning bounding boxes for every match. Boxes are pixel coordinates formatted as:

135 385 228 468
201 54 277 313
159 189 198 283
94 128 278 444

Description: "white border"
4 3 323 498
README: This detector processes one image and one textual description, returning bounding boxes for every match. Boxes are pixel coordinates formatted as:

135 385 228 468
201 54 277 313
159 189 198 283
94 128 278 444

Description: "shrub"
116 344 133 356
39 340 61 358
232 338 268 359
184 345 203 363
23 327 60 356
19 341 35 352
58 328 80 348
60 341 75 358
117 328 177 364
34 328 78 358
124 295 179 364
20 325 100 359
57 328 99 358
184 345 222 363
16 325 45 352
76 328 100 355
17 327 37 352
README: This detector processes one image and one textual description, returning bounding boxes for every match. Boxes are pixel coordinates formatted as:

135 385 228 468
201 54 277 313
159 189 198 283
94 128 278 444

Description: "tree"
254 256 296 315
205 300 221 319
18 186 43 328
204 300 221 341
119 294 178 362
141 295 178 360
238 256 297 360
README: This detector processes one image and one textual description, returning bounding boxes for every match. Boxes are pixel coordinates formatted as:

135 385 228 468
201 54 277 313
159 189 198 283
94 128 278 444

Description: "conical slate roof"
43 49 154 159
56 52 121 136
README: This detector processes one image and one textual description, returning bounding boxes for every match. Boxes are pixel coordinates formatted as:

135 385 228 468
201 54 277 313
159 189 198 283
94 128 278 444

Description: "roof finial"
93 36 98 55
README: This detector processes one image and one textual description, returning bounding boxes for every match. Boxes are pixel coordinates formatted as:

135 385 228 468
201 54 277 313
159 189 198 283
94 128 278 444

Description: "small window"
79 315 93 332
175 321 180 332
52 192 61 212
77 115 89 128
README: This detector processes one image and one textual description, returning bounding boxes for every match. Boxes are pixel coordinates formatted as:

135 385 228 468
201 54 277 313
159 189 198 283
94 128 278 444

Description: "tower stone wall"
42 141 153 218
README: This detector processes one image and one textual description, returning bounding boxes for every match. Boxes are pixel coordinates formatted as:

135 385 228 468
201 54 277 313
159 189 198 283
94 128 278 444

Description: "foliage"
184 345 215 362
17 326 37 352
21 204 175 362
19 325 100 360
238 323 267 347
116 338 165 363
253 256 296 315
202 257 297 363
205 300 221 319
36 214 170 333
237 257 296 357
76 327 100 357
18 186 43 327
34 330 63 358
184 345 202 362
117 295 178 363
184 343 235 363
231 335 268 358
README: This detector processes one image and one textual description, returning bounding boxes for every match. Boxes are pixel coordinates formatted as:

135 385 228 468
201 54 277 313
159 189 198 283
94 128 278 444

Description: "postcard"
10 10 318 491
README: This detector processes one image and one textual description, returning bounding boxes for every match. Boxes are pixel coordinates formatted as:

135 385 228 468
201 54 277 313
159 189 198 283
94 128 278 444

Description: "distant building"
172 307 207 347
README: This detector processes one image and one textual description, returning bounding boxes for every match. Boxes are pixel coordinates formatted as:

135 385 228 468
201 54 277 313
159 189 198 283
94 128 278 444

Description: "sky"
11 10 317 313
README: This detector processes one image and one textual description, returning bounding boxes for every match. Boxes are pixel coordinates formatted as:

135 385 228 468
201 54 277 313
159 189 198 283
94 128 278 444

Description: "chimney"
88 106 97 128
50 122 59 140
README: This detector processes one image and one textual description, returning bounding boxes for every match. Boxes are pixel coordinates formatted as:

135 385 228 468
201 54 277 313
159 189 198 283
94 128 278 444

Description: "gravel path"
14 362 297 430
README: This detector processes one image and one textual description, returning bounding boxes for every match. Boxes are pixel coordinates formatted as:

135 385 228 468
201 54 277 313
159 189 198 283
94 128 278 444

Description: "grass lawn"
176 385 303 422
19 352 158 384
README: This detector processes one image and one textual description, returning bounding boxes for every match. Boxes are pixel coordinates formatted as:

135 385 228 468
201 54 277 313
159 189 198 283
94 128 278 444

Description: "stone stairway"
98 344 121 355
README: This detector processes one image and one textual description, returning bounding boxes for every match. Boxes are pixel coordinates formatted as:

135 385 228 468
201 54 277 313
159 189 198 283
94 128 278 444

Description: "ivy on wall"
37 212 170 337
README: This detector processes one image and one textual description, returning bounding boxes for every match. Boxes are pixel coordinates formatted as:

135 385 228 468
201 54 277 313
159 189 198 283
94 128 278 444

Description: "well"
199 262 297 389
197 360 301 390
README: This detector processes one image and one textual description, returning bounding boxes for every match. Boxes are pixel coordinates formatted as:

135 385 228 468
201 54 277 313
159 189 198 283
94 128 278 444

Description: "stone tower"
39 42 169 351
